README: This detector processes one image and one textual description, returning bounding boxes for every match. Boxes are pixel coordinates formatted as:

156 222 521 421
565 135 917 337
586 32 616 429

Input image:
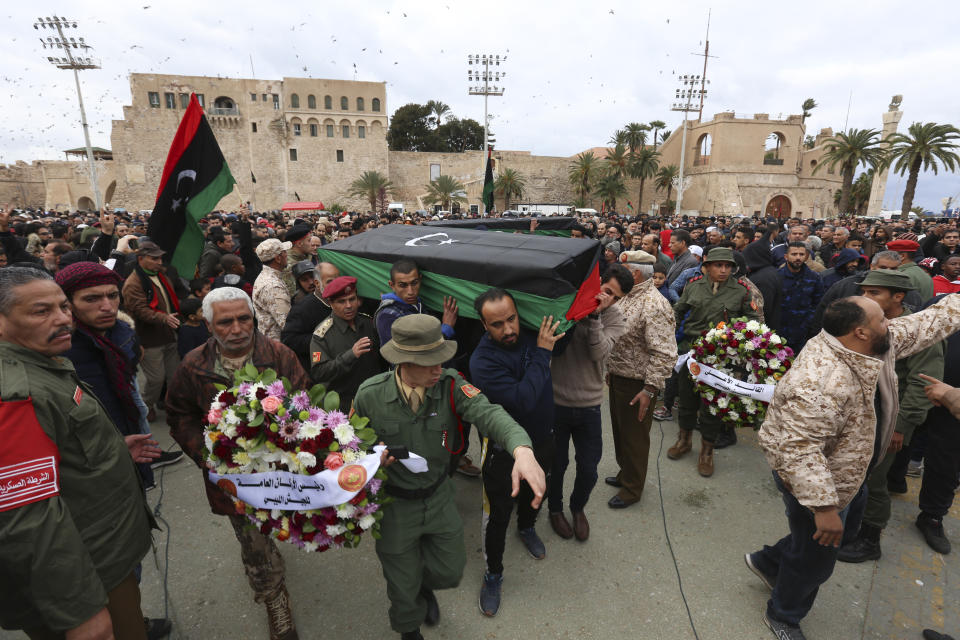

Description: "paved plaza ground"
5 402 958 640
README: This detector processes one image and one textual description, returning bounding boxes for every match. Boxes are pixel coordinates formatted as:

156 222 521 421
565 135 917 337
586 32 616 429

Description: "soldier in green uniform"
352 314 545 640
309 275 385 411
668 247 762 477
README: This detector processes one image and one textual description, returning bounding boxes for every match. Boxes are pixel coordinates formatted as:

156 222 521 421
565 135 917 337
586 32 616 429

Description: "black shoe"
712 429 737 449
518 527 546 559
763 610 807 639
151 450 185 470
744 553 776 590
479 572 503 617
420 587 439 626
604 476 622 488
837 535 882 563
145 617 172 640
888 477 908 494
916 513 952 554
607 495 633 509
400 630 425 640
923 630 956 640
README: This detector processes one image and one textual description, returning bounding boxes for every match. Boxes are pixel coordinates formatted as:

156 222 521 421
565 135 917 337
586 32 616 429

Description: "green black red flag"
481 147 494 214
147 93 235 277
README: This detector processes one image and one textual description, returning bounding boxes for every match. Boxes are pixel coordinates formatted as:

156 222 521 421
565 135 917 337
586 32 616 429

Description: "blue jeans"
548 405 602 513
752 472 867 626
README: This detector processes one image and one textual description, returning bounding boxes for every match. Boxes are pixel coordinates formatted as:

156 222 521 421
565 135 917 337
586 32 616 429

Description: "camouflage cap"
859 268 915 291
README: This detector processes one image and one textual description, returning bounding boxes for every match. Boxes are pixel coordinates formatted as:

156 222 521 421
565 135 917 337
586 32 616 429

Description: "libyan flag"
481 147 494 214
147 93 235 277
318 225 601 332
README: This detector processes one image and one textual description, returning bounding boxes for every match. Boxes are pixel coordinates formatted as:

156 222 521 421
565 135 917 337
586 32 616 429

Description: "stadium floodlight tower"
468 53 506 211
670 74 708 215
35 16 103 210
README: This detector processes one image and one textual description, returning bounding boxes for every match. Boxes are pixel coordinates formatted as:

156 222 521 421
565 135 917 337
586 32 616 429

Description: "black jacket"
809 271 924 336
281 292 332 371
741 240 783 330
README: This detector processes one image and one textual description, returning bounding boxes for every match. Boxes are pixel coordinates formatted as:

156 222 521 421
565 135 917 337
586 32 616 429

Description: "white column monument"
867 95 903 215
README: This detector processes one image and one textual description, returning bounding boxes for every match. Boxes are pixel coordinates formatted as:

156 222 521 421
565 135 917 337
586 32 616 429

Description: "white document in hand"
399 452 429 473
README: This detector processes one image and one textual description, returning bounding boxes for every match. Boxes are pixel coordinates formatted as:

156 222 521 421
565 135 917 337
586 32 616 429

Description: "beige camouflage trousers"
228 513 286 602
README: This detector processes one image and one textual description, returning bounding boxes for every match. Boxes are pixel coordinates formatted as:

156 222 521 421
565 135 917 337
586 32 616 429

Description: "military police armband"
0 399 61 512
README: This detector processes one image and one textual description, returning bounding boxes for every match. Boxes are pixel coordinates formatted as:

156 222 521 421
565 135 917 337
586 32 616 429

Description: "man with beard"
166 287 309 640
470 290 564 616
309 276 385 412
747 291 960 640
640 233 673 270
836 270 942 563
820 248 865 290
777 242 824 352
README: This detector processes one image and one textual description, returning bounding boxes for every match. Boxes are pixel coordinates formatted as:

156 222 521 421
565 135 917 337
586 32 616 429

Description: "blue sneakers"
479 572 503 617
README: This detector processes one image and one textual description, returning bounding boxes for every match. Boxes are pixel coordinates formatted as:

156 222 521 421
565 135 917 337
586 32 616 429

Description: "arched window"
324 95 332 110
212 96 237 115
290 117 302 137
324 118 336 137
307 118 319 137
764 132 786 165
356 97 364 111
307 94 316 109
340 96 349 110
356 119 367 139
372 98 381 112
695 133 711 166
290 94 300 109
340 119 351 138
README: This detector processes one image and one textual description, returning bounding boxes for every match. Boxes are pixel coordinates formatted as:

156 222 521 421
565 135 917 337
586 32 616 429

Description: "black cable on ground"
655 419 701 640
150 446 176 633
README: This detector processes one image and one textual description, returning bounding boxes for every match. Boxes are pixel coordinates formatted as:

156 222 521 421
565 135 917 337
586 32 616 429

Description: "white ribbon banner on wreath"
684 356 777 404
208 445 386 510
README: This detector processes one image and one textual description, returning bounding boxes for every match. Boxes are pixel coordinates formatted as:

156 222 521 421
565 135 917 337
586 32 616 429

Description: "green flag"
481 147 494 214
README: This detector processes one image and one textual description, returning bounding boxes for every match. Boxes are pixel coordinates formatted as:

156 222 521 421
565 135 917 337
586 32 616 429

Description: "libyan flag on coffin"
317 225 602 331
147 93 236 278
423 216 578 237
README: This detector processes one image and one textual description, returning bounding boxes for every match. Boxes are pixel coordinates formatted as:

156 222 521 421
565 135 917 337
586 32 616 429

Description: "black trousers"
919 407 960 518
481 439 553 575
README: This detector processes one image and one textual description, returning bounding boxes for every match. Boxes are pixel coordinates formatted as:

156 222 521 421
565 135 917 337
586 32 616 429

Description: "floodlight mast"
670 74 708 215
35 16 102 210
467 53 506 215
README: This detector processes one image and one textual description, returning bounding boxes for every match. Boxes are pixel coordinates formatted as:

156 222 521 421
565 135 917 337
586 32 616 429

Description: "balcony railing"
209 107 239 116
763 157 784 166
694 156 710 167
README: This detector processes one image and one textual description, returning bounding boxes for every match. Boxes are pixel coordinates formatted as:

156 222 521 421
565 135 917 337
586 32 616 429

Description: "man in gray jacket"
547 263 630 540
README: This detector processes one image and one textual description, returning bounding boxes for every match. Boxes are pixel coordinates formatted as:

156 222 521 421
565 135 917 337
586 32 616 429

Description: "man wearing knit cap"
888 235 934 300
283 224 317 294
604 251 676 508
309 276 385 412
252 238 292 340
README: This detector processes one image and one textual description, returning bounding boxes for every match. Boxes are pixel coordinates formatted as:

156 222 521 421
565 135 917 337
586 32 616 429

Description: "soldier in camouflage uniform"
252 238 293 341
352 314 544 640
668 247 761 477
309 276 385 412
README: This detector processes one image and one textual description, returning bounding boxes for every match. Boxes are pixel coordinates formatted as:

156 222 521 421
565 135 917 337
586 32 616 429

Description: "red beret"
322 276 357 300
886 239 919 252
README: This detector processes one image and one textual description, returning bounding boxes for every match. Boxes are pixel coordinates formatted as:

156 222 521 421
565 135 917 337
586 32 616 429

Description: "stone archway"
77 196 95 211
765 194 792 219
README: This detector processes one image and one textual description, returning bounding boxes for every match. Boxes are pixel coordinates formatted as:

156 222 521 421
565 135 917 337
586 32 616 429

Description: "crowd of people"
1 201 959 640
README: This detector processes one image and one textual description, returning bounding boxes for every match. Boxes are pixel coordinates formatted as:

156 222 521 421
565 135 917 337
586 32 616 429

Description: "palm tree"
609 129 628 147
593 170 627 212
629 147 660 215
851 170 874 216
494 167 526 211
423 174 467 211
605 143 630 178
425 100 451 128
348 170 392 212
655 164 679 203
813 128 887 215
649 120 667 149
884 122 960 216
568 152 598 204
659 129 672 146
624 122 649 153
801 98 818 124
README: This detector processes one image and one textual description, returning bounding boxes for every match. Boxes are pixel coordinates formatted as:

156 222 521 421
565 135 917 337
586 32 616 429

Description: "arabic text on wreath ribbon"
675 352 776 403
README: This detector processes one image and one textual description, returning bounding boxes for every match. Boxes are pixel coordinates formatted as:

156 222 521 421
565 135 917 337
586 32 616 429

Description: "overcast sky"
3 0 959 212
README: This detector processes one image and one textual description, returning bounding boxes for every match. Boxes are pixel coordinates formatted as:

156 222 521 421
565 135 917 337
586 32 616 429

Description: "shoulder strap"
0 358 31 401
